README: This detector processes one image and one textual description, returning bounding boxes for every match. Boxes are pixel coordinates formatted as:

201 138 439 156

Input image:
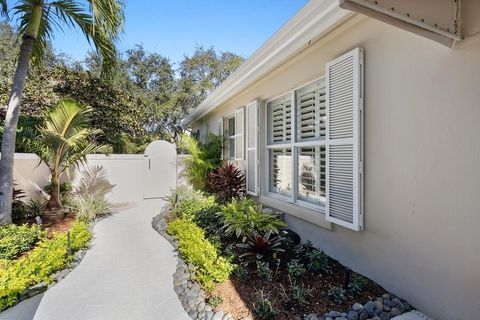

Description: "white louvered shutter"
217 117 224 159
269 95 292 144
234 107 245 160
325 47 364 231
246 100 259 195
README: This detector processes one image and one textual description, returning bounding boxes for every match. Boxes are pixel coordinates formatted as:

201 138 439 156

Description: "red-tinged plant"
237 230 285 261
207 162 246 203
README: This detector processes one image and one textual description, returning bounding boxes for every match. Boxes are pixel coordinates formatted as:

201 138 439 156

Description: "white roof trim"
182 0 354 127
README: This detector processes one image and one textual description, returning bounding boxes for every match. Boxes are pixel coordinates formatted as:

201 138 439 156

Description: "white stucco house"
182 1 480 319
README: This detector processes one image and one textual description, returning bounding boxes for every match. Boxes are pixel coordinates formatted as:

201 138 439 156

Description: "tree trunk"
45 173 62 211
0 36 35 225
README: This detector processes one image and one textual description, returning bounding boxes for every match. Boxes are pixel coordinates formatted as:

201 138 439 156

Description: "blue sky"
5 0 307 65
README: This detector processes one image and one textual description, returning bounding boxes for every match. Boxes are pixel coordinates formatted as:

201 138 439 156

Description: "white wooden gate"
143 140 177 199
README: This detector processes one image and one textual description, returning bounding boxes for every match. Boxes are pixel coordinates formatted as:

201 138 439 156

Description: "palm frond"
0 0 7 18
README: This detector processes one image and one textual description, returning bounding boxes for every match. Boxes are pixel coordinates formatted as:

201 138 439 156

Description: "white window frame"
226 114 236 160
264 77 327 212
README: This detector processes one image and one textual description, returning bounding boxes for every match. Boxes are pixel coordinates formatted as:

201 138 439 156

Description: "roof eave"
182 0 354 127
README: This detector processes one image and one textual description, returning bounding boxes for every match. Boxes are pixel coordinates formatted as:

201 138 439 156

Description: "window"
266 79 326 207
225 107 245 161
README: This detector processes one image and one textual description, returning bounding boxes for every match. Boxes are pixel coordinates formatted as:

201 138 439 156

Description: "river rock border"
152 206 235 320
303 293 414 320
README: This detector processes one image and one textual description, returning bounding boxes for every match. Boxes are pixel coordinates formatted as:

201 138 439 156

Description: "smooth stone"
373 301 384 315
205 305 213 312
212 311 224 320
306 313 319 320
188 310 198 318
390 308 401 317
223 313 234 320
197 301 206 312
347 310 359 320
329 311 342 317
336 318 347 320
352 303 363 311
358 310 369 320
197 312 205 319
383 305 391 312
205 311 214 320
364 301 375 317
382 293 390 300
378 312 390 320
383 299 396 308
187 298 196 308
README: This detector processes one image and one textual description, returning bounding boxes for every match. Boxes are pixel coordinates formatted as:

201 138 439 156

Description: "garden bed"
154 185 416 320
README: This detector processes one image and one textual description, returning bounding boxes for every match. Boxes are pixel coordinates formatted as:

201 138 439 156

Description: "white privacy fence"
4 140 183 204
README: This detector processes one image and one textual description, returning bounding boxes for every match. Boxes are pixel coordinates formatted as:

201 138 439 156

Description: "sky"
5 0 307 65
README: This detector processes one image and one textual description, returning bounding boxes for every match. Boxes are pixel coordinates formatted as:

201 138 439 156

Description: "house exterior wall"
192 15 480 320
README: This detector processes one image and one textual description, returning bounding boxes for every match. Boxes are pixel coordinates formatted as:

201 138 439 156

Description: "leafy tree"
0 0 124 224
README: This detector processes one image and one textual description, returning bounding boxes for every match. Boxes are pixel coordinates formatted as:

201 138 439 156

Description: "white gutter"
182 0 354 127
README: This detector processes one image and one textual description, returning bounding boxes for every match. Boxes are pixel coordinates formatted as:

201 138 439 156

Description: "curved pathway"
0 199 190 320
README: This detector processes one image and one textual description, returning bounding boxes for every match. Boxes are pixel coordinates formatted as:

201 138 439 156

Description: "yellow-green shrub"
0 221 91 310
0 224 46 261
167 219 234 291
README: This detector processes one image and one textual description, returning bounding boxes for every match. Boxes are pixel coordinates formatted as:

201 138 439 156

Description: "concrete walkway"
0 199 190 320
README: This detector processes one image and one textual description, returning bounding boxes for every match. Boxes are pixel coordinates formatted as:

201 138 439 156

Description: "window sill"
259 194 332 230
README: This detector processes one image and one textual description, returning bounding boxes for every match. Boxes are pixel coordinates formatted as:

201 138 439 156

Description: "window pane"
297 146 325 205
270 148 292 196
296 79 326 142
228 117 235 136
229 138 235 158
267 94 292 144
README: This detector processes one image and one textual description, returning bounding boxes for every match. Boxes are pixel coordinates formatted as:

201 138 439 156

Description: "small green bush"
328 286 347 304
253 290 277 320
0 221 91 310
73 195 112 222
178 133 223 191
0 225 46 261
218 198 286 240
306 249 331 274
348 274 368 296
169 186 217 221
287 259 306 278
167 219 234 291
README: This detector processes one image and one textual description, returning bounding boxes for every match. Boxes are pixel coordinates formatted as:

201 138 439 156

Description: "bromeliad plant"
207 162 246 203
237 230 285 261
23 100 111 220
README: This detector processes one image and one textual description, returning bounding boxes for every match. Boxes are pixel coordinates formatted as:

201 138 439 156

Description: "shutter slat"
326 47 364 231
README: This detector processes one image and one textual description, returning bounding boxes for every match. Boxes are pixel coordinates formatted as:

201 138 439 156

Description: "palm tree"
0 0 124 224
26 99 111 220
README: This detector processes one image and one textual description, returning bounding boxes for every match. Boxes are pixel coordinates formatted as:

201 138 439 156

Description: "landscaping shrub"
291 283 312 306
286 259 306 278
328 286 347 304
178 133 223 191
73 195 112 222
253 290 277 320
207 162 246 203
237 230 285 261
0 225 46 261
169 186 217 221
218 198 286 240
167 219 234 291
306 249 331 274
11 183 27 222
0 221 91 310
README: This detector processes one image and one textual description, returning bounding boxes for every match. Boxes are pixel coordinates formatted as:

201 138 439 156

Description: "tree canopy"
0 22 244 153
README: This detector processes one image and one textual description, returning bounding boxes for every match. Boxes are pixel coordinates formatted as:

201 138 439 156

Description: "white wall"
192 15 480 320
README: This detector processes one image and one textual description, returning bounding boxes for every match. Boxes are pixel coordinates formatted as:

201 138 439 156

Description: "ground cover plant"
166 186 386 319
0 221 92 310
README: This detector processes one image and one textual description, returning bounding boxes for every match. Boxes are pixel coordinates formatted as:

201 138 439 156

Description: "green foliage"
348 274 368 296
231 264 248 280
218 198 286 240
73 195 112 222
255 261 273 281
169 186 217 221
178 133 223 191
166 219 234 291
12 198 46 222
306 249 331 274
0 225 46 261
0 221 91 310
291 283 312 306
286 259 306 278
207 295 223 308
253 290 277 320
237 231 285 261
328 286 347 304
